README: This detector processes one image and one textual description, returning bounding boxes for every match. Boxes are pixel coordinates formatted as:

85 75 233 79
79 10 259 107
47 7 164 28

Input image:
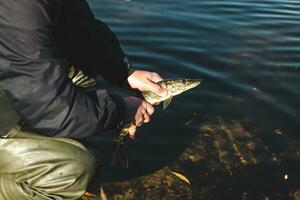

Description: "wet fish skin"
142 78 202 107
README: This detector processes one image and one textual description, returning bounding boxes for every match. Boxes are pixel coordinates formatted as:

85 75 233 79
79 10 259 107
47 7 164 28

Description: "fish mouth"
186 79 202 89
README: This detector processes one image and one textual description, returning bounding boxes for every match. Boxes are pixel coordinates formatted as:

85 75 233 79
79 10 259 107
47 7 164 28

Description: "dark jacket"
0 0 131 138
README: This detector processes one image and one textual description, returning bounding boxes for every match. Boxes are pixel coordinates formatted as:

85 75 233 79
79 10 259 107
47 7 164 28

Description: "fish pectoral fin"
163 96 173 110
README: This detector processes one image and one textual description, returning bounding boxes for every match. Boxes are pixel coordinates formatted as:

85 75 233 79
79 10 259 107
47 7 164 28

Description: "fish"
143 78 202 109
113 78 202 168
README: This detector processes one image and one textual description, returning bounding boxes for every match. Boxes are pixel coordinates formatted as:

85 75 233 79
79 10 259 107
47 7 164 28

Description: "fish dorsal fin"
163 96 173 110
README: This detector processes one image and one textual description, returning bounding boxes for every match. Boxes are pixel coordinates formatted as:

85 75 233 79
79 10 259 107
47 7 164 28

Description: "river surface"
87 0 300 199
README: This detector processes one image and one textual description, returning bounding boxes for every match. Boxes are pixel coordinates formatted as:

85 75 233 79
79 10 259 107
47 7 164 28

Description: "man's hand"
127 70 168 97
122 96 155 139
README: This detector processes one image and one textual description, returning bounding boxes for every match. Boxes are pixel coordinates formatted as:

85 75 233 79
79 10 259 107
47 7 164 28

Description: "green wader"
0 122 97 200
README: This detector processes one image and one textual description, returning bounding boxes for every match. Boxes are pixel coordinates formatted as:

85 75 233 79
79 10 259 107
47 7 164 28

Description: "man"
0 0 167 199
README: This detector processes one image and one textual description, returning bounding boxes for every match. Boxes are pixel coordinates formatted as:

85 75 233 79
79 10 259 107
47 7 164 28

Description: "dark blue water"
89 0 300 125
88 0 300 198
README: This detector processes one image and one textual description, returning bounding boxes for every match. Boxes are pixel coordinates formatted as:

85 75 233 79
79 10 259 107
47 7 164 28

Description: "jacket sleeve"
0 0 125 138
54 0 134 86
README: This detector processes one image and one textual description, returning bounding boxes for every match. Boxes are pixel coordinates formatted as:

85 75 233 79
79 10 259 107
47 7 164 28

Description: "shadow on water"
91 116 300 200
81 64 300 199
82 79 300 199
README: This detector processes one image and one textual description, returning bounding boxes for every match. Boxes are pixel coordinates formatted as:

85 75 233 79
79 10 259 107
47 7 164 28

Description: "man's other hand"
122 96 155 139
127 70 168 97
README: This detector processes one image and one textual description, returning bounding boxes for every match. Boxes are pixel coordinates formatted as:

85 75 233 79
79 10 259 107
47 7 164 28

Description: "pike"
113 78 202 168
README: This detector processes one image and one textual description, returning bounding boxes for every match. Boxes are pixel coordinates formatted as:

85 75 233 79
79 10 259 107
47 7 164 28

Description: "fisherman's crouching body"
0 0 167 199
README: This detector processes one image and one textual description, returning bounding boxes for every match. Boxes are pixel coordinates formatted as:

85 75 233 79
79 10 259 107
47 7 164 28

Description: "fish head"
142 78 201 105
163 78 201 96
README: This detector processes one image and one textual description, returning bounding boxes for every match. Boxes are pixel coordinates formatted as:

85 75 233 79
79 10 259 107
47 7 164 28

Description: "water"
87 0 300 199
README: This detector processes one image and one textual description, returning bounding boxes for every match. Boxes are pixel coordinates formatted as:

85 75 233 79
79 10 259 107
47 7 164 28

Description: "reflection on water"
88 0 300 199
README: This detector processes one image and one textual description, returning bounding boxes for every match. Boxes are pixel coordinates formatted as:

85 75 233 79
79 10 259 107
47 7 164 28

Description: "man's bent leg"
0 123 97 200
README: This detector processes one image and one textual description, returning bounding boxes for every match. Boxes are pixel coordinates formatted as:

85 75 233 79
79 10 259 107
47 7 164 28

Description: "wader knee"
0 123 97 200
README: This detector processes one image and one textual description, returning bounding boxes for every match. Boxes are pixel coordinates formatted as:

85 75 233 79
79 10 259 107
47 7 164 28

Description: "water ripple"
89 0 300 132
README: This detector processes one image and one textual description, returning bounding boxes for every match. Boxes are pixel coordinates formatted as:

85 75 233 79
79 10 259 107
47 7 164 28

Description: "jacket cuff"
123 56 136 76
122 56 136 89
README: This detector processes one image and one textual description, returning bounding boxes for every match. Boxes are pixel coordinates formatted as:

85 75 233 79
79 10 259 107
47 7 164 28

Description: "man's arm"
56 0 169 94
0 0 125 138
55 0 132 86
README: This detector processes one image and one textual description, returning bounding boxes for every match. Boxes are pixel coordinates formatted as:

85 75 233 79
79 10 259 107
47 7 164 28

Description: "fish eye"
182 79 187 84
